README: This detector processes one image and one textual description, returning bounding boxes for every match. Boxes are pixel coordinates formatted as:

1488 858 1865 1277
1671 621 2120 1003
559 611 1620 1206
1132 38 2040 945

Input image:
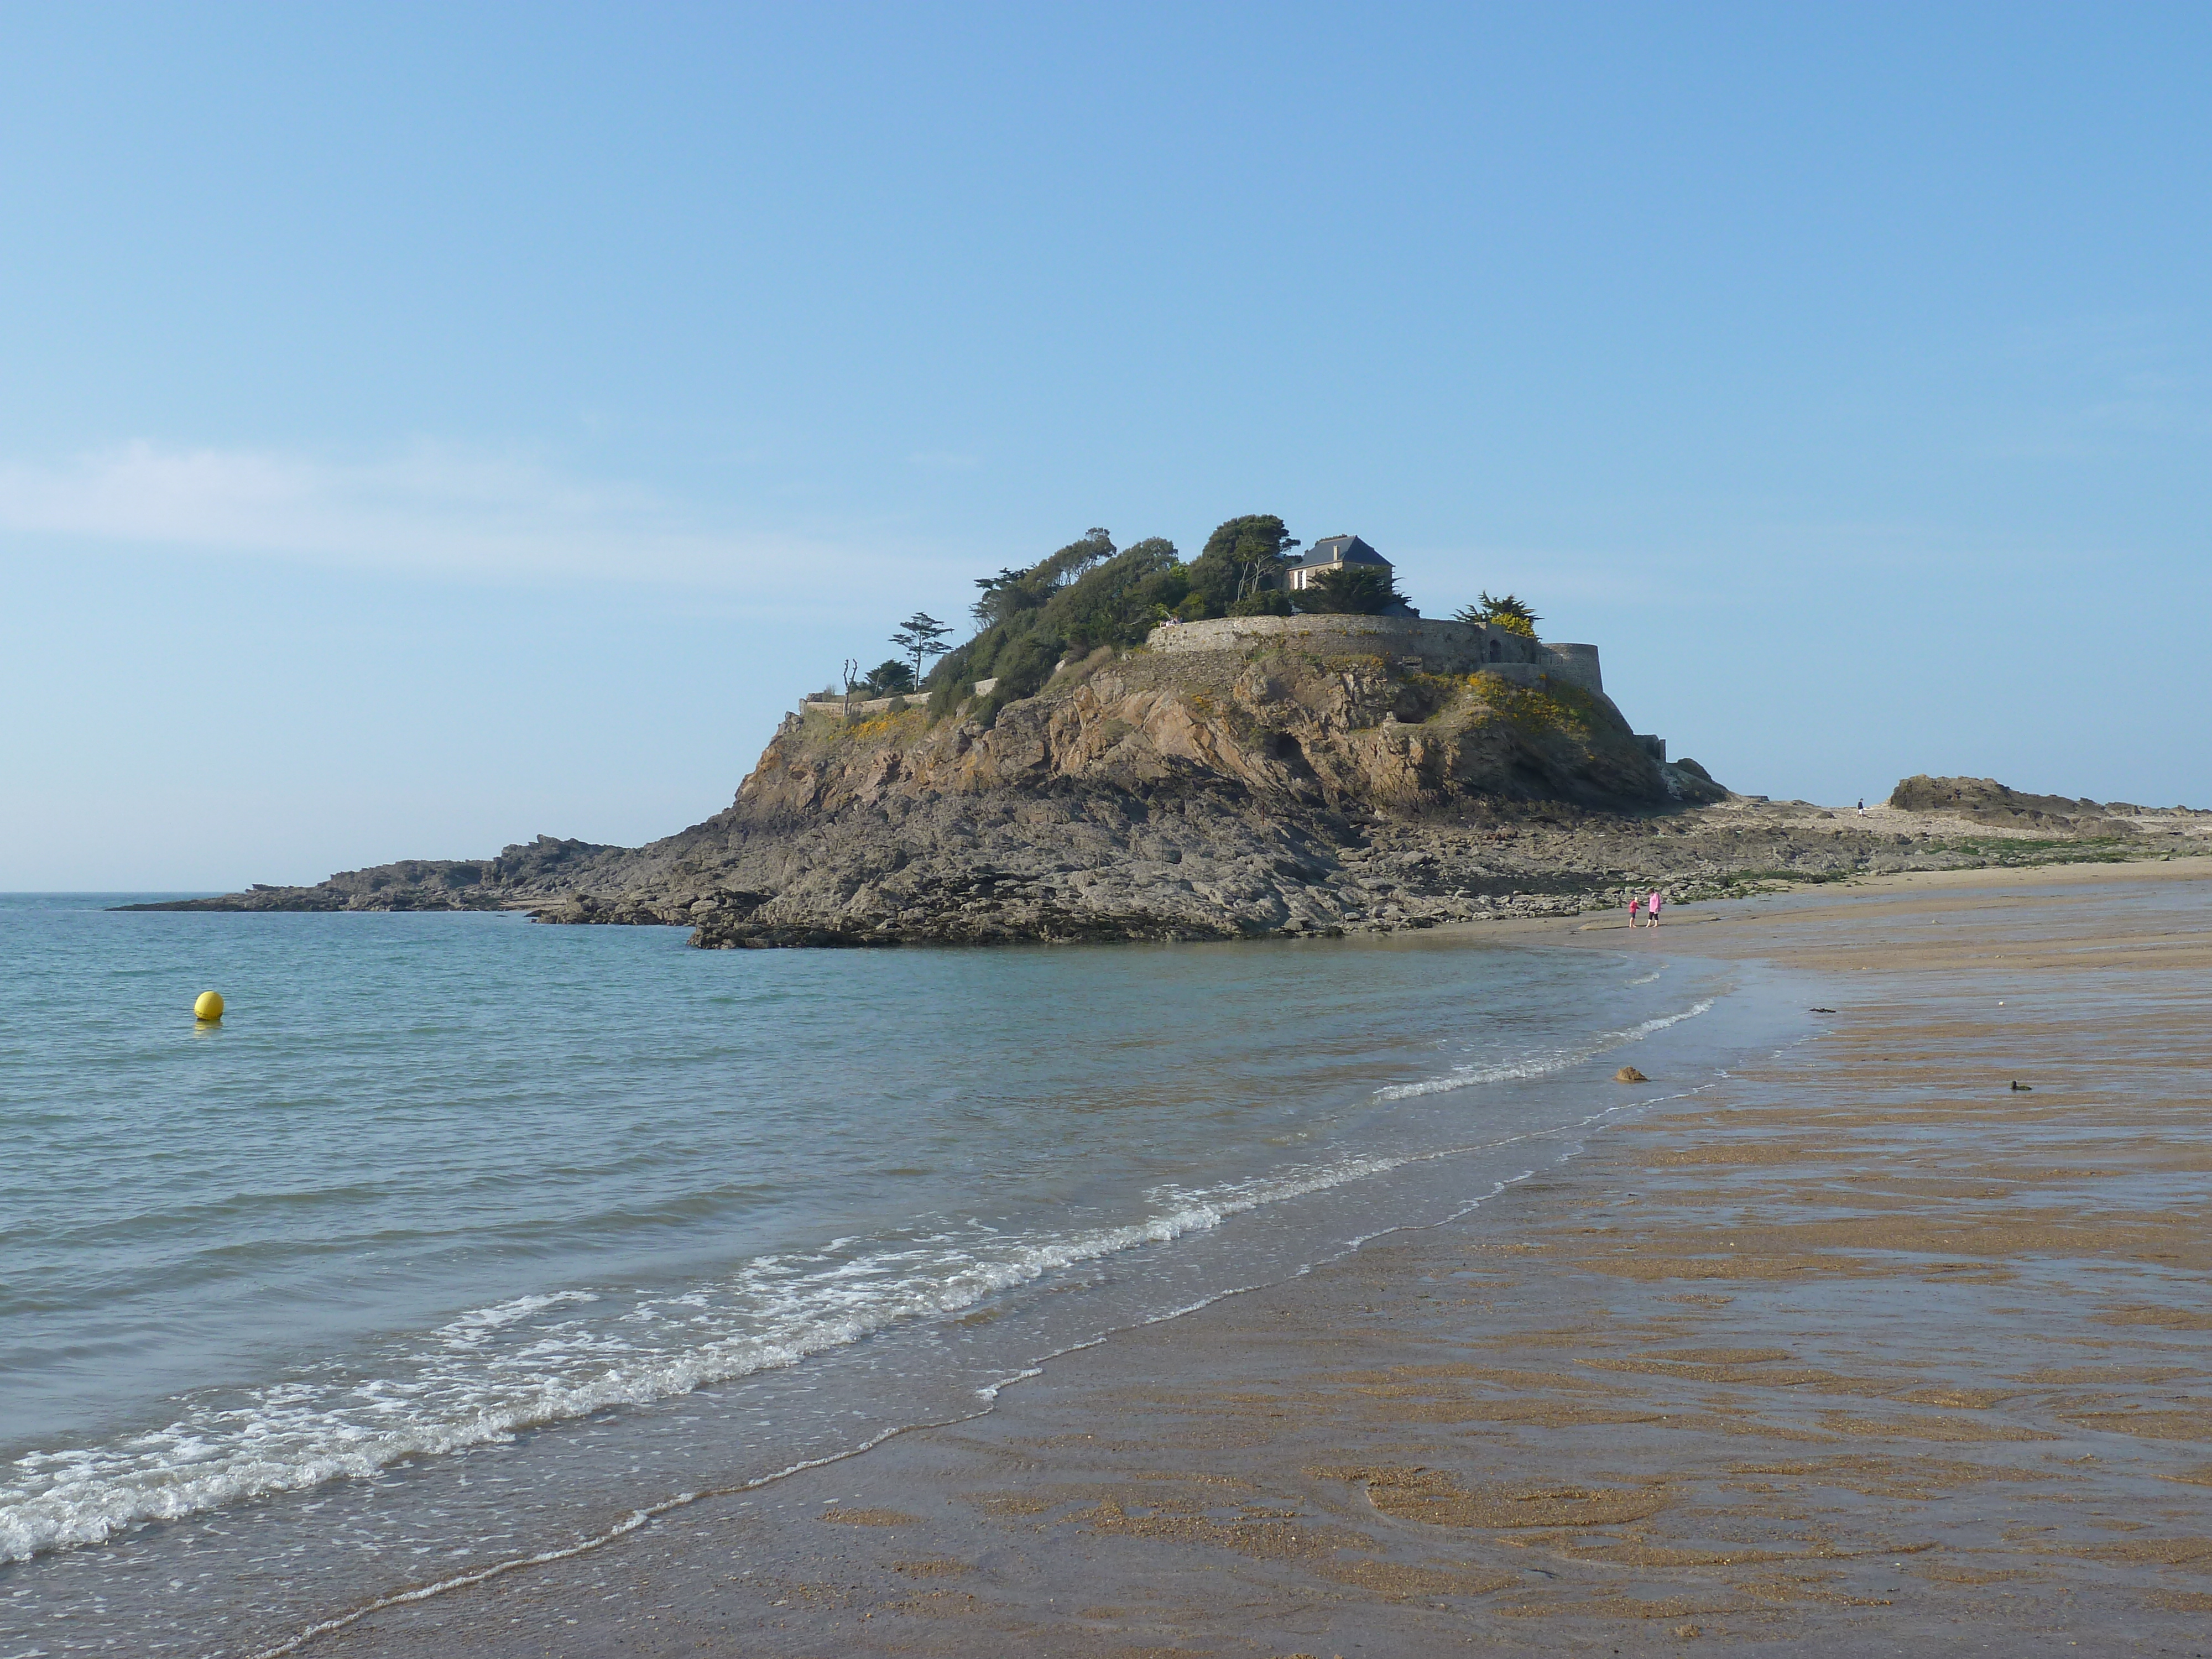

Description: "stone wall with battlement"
1142 614 1604 694
797 618 1610 723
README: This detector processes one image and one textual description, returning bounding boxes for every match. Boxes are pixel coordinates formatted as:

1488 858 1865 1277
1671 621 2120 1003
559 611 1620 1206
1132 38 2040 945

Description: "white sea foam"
0 992 1719 1568
251 1166 1565 1659
1372 999 1713 1101
0 1181 1355 1563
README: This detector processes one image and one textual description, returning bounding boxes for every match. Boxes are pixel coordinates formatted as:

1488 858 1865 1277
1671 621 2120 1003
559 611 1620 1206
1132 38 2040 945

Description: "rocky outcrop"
1886 776 2139 837
674 647 1715 946
524 654 2182 945
117 837 622 913
130 646 2194 943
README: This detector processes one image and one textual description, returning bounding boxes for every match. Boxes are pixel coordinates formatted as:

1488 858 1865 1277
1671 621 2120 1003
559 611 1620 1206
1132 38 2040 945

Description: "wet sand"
314 859 2212 1657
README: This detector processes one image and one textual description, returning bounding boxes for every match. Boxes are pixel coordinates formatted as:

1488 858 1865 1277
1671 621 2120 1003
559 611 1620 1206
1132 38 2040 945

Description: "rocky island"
124 523 2209 945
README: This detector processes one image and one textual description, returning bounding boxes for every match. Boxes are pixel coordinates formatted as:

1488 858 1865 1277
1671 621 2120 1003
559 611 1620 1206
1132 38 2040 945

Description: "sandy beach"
308 858 2212 1657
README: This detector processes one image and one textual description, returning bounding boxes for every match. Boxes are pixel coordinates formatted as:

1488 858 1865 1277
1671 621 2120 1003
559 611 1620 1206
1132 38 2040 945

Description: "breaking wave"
1 993 1715 1566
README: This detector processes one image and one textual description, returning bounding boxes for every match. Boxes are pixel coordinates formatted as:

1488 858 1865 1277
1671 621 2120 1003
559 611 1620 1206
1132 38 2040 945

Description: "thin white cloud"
0 440 895 590
1991 313 2207 449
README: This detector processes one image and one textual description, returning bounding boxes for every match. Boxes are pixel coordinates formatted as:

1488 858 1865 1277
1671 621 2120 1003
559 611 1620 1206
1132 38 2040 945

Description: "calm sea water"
0 894 1803 1655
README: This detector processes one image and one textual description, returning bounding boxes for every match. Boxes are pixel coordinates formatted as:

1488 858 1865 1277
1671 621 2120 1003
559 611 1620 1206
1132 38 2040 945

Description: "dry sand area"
327 859 2212 1658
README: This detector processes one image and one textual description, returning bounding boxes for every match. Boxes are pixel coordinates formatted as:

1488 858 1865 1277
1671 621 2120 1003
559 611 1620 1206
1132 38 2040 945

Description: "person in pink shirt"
1646 889 1663 926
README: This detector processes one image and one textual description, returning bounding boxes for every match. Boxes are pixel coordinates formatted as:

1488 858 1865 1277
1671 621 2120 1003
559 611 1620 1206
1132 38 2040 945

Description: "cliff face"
568 646 1724 945
752 650 1677 822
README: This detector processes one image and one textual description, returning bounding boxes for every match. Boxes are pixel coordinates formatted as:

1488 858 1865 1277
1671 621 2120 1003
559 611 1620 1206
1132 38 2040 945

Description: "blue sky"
4 3 2208 888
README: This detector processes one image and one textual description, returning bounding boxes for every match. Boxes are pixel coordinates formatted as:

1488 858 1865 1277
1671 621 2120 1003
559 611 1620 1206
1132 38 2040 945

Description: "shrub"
861 659 917 696
925 518 1300 719
1298 564 1403 614
1454 592 1540 637
1185 514 1298 610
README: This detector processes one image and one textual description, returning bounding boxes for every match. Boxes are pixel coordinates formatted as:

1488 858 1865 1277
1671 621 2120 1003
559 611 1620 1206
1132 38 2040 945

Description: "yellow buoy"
194 990 225 1022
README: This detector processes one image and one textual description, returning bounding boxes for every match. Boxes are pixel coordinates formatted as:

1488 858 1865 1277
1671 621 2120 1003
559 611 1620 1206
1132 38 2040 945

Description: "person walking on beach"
1646 889 1663 927
1627 894 1645 927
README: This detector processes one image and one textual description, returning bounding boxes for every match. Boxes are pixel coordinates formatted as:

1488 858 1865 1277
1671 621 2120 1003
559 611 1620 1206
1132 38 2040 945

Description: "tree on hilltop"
925 529 1190 718
1300 564 1404 615
861 659 917 696
971 567 1029 628
969 529 1115 628
891 612 953 679
1453 592 1540 637
1045 528 1116 585
1186 514 1298 612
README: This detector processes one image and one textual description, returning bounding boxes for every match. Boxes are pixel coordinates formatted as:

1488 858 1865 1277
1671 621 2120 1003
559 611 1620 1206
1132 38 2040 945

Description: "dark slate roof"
1296 534 1390 568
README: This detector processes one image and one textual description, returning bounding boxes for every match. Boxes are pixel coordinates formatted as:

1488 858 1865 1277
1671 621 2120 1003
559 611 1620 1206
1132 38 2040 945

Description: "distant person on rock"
1858 798 1866 815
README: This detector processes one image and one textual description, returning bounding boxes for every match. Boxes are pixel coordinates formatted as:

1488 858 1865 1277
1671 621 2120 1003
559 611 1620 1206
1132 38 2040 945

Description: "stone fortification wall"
1144 614 1604 694
801 693 916 719
798 619 1605 719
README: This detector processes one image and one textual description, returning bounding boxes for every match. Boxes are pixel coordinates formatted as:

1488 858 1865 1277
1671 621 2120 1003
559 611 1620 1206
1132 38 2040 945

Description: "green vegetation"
1708 869 1857 890
842 706 927 744
925 519 1316 718
886 517 1542 724
931 530 1194 717
1469 675 1599 735
1184 514 1300 613
1300 563 1404 615
860 659 917 696
890 612 953 680
1453 592 1540 638
1934 836 2141 866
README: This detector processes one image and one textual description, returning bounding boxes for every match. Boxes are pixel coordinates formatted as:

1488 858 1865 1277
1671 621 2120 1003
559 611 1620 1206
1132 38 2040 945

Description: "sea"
0 893 1808 1655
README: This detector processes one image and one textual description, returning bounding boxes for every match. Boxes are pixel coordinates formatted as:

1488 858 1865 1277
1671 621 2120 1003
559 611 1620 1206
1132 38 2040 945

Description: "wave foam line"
253 1052 1750 1656
0 994 1722 1570
1373 998 1713 1101
252 1165 1560 1659
0 1139 1514 1564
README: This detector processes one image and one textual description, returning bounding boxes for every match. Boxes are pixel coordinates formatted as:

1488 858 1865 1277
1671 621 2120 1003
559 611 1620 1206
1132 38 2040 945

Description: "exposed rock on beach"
125 836 621 914
1886 773 2145 836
